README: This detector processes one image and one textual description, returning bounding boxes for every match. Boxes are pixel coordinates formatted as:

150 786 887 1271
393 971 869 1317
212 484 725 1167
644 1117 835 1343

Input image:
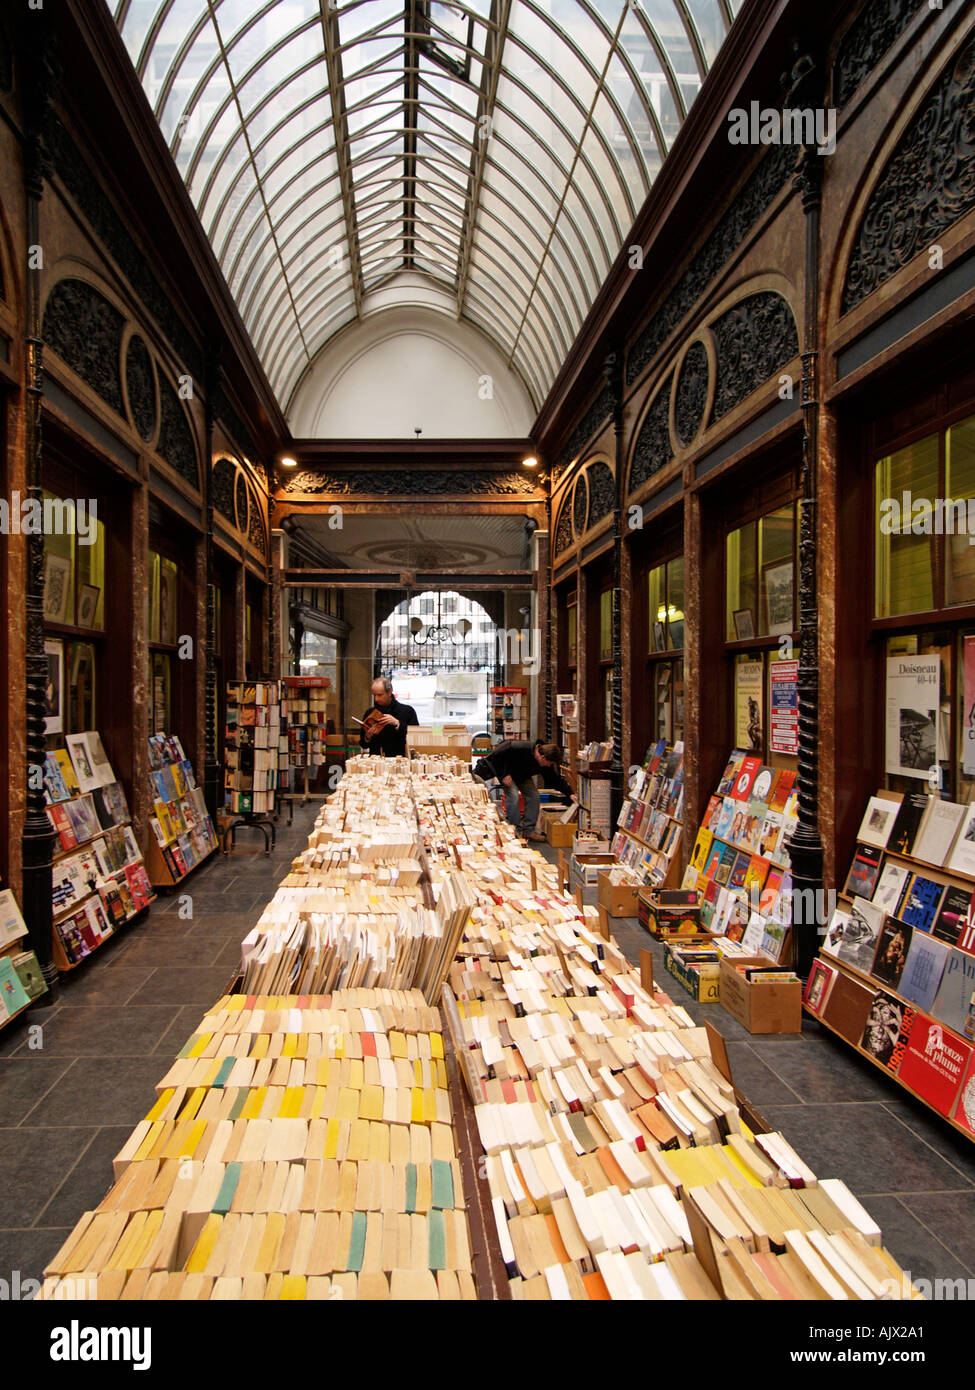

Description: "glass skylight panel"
338 0 403 49
108 0 737 408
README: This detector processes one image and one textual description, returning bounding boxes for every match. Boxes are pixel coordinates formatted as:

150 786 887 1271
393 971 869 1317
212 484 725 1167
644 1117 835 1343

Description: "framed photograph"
77 584 100 629
43 638 64 735
68 642 96 734
43 552 71 625
763 559 794 636
733 608 755 641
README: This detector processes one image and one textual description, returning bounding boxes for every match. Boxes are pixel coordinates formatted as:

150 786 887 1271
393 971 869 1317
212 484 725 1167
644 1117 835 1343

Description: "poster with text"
769 658 799 756
964 637 975 776
735 659 764 753
885 655 941 779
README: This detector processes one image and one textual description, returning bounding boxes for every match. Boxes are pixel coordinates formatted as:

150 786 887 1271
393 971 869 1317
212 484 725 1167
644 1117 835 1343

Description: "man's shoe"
526 832 546 843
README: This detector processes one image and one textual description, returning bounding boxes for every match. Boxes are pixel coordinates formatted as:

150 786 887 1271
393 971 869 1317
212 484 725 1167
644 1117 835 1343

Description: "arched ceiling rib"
110 0 740 411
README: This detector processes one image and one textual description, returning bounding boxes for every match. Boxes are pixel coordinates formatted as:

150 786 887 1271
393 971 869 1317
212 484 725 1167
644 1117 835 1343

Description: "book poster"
964 636 975 776
885 656 940 779
769 658 799 756
735 659 764 753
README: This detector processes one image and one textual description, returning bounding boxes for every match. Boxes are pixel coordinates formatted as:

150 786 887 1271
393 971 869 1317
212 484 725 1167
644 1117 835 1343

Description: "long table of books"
42 757 920 1300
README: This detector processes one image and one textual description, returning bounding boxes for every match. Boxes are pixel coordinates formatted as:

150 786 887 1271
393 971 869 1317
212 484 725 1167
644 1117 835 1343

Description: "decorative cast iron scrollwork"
629 375 674 494
674 341 709 445
842 32 975 313
42 278 124 414
710 291 799 423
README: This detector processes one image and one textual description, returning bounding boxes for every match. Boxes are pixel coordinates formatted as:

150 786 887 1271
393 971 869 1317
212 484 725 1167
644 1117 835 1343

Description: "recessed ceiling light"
279 455 298 468
522 455 539 468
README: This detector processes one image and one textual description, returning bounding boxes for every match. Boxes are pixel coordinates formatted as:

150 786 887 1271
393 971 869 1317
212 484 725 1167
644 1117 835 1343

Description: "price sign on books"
769 659 798 756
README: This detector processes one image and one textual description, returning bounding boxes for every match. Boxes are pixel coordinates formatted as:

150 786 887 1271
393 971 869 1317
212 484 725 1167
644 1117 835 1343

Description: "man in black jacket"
358 677 419 757
474 738 574 840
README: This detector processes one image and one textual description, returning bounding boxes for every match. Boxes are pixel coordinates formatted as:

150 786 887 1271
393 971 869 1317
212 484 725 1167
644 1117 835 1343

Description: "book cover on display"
888 789 934 858
871 861 910 918
898 874 945 934
896 1011 973 1115
803 959 837 1017
731 755 762 802
844 843 883 899
859 990 909 1068
0 955 30 1017
952 1053 975 1137
827 897 885 974
870 918 912 991
946 803 975 878
931 949 975 1040
932 885 973 946
914 798 966 867
856 795 901 849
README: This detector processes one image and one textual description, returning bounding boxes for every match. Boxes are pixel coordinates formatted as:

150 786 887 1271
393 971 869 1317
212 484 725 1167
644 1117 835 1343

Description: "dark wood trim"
60 0 286 453
532 0 850 456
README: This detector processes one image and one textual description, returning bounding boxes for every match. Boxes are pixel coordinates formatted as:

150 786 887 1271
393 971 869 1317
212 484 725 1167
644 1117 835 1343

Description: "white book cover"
871 862 911 917
914 798 967 868
66 733 103 794
946 803 975 879
0 890 27 948
856 794 901 849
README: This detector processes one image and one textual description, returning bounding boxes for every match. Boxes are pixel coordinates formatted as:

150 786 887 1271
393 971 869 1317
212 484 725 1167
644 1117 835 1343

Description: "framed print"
159 557 179 646
652 620 666 652
68 642 96 732
43 639 64 734
733 608 755 641
77 584 100 629
43 552 71 625
763 559 794 636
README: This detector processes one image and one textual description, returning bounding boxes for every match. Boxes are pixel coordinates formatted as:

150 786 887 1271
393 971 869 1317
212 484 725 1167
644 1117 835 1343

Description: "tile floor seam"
30 1125 105 1229
13 1056 78 1129
879 1104 975 1187
890 1194 975 1280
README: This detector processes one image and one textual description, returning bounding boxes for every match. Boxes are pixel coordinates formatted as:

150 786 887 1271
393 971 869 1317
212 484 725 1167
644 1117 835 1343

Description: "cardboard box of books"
665 938 721 1002
573 831 610 855
719 955 802 1034
541 808 576 847
640 887 700 939
597 870 639 918
570 853 616 887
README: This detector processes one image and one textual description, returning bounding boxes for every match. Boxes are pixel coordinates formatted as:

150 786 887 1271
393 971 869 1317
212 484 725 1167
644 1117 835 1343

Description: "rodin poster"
735 659 764 753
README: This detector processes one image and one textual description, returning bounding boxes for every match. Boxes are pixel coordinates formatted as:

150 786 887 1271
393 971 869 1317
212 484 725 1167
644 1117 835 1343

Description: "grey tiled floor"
2 810 973 1293
0 800 323 1285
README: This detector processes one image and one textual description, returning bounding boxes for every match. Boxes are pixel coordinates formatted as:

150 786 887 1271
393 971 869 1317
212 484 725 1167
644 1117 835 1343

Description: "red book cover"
47 804 77 851
769 771 797 813
731 756 762 802
896 1011 973 1116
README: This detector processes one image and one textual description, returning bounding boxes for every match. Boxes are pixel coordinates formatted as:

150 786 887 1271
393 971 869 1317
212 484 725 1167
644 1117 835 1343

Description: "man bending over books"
357 677 419 757
474 739 575 841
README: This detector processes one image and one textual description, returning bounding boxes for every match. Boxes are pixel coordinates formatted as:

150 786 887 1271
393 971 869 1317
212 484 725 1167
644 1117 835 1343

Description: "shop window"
599 588 613 662
726 505 795 639
946 412 975 607
875 435 939 617
42 492 106 630
148 551 179 645
649 557 685 651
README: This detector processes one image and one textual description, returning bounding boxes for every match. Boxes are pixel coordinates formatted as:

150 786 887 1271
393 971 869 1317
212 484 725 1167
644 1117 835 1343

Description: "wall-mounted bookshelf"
44 734 154 970
145 734 218 888
806 788 975 1141
611 740 684 889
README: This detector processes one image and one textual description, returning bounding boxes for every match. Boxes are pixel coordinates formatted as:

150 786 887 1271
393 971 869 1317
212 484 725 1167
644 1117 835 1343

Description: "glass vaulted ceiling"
110 0 741 410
